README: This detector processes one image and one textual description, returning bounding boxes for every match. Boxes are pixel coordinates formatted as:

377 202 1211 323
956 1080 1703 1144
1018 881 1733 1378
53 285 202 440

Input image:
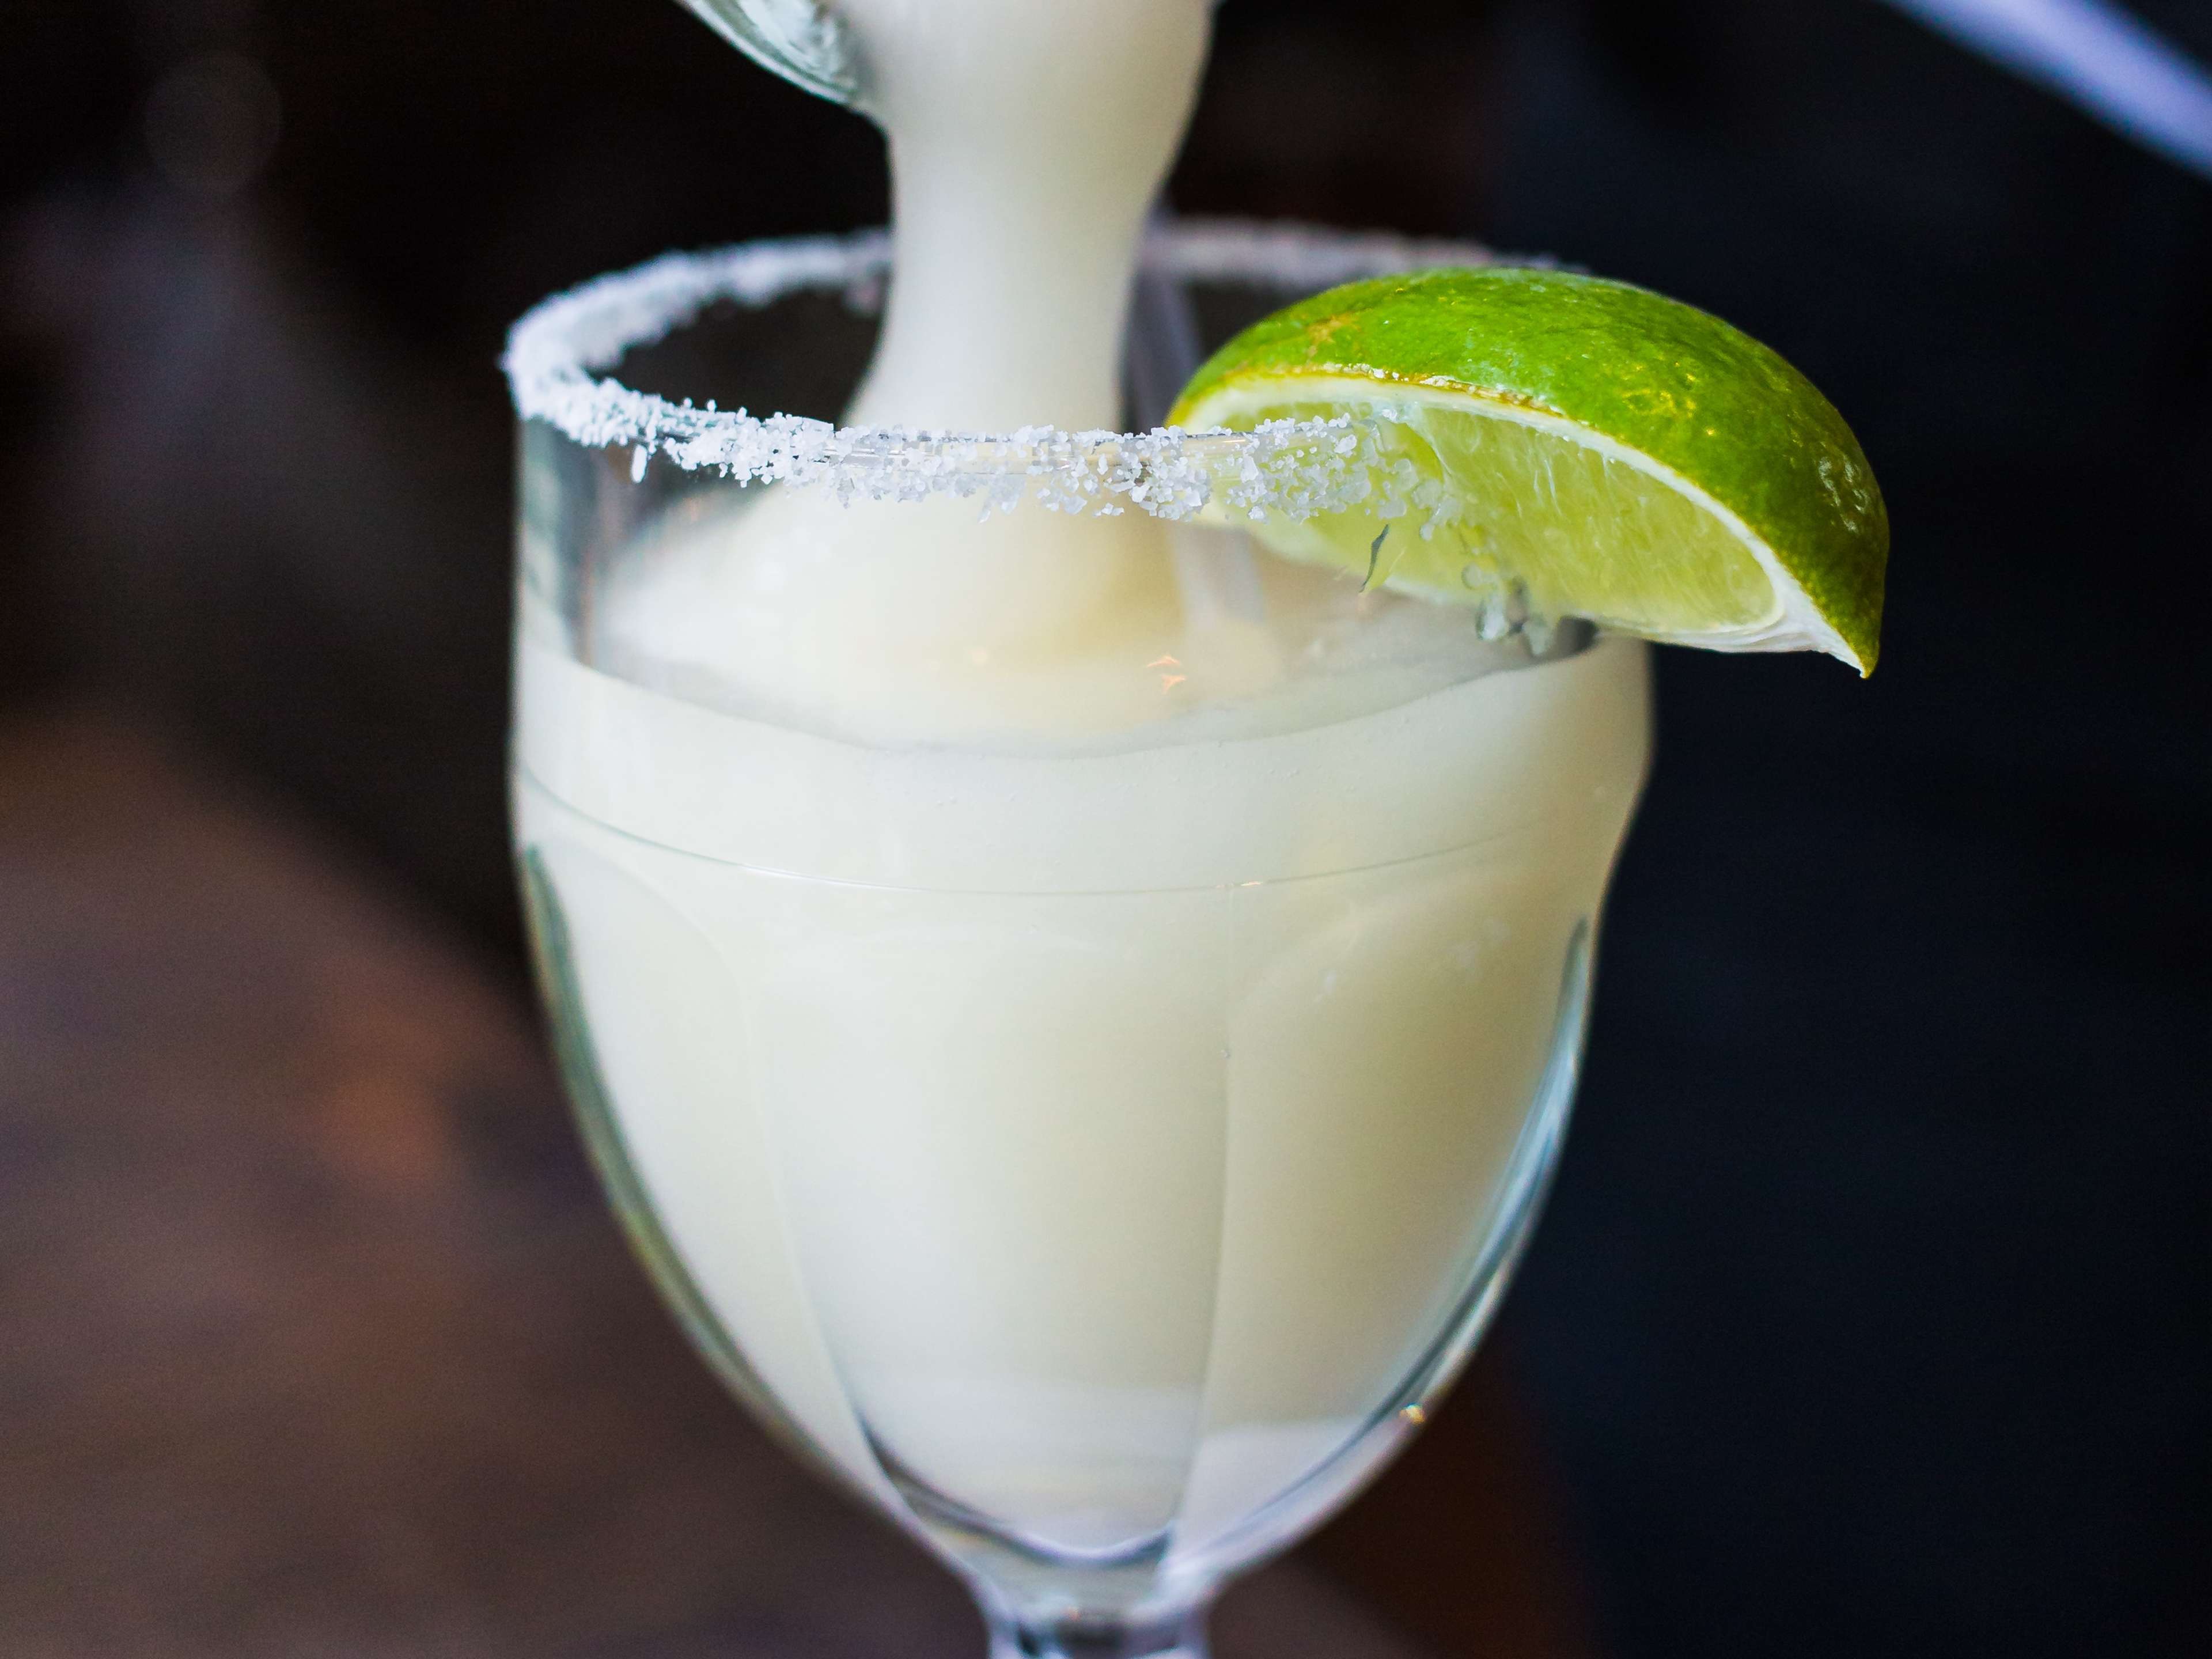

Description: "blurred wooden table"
0 705 1594 1659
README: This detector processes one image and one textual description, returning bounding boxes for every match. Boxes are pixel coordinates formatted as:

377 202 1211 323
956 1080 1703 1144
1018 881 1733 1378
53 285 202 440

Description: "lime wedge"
1169 267 1888 673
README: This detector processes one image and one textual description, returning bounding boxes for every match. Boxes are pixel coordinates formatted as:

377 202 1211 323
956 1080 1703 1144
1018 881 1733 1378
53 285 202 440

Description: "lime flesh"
1169 268 1888 673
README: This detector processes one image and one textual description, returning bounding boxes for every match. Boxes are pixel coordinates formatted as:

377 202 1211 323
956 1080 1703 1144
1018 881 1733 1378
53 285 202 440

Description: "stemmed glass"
505 221 1649 1658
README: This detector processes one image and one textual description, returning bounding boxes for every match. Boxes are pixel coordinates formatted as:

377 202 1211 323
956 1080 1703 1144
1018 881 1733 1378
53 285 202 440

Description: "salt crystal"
502 222 1508 525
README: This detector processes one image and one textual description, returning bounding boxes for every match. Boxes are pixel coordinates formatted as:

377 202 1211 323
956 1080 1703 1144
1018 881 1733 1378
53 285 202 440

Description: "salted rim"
501 217 1503 521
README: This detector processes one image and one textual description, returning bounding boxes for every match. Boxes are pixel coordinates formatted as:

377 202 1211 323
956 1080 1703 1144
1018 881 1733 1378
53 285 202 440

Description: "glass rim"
502 217 1514 520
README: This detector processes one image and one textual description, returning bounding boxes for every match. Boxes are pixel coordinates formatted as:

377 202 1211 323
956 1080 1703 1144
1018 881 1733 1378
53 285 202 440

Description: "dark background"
2 2 2206 1656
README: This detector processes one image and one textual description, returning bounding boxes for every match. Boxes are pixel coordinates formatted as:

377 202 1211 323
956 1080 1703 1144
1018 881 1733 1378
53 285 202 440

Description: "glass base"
988 1604 1209 1659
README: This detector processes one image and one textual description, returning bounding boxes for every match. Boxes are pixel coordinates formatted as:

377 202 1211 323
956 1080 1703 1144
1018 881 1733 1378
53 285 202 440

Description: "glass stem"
987 1604 1210 1659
